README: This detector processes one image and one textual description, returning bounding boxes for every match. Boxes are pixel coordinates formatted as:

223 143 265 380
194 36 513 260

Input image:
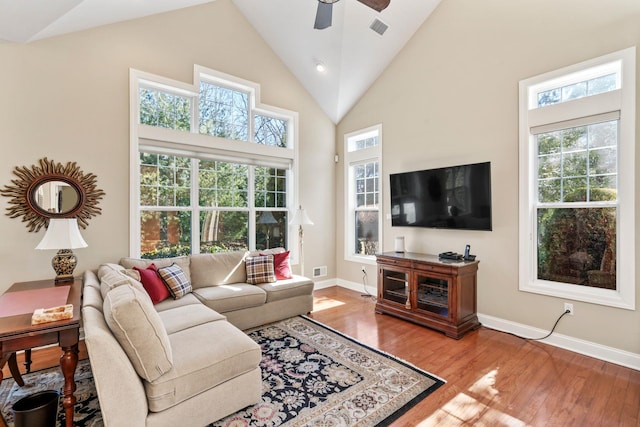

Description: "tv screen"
390 162 492 231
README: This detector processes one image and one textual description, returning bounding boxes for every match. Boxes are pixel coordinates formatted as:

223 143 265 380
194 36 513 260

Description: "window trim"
344 124 382 265
518 47 635 309
129 66 300 260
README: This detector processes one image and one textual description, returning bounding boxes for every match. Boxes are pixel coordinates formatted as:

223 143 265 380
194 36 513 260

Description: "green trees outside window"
536 121 617 289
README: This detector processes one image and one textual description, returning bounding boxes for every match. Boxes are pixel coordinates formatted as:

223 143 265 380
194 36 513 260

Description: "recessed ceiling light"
315 62 327 73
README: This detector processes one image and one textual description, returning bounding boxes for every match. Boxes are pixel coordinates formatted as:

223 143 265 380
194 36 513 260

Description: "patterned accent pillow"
261 250 292 280
246 255 277 285
157 263 192 299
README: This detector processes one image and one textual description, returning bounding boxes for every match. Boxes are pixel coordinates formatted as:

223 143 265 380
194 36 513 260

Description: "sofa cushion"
98 266 146 299
256 276 315 303
245 255 276 285
134 264 171 305
192 285 266 313
120 256 191 282
103 285 173 382
145 320 261 412
157 304 226 334
157 263 192 299
153 293 202 313
189 251 247 288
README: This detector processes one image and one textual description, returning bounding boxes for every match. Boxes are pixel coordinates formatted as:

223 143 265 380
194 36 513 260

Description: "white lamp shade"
36 218 88 250
289 206 314 226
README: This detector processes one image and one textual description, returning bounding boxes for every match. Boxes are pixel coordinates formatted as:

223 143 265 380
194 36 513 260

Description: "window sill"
345 254 377 266
520 279 634 310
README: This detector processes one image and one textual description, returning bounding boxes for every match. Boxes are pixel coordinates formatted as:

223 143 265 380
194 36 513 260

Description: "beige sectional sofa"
81 249 314 426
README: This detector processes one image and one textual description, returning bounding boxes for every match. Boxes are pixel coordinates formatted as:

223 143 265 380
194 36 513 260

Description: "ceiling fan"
314 0 391 30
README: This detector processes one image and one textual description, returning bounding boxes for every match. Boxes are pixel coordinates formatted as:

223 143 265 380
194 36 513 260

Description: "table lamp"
36 218 88 283
289 205 313 277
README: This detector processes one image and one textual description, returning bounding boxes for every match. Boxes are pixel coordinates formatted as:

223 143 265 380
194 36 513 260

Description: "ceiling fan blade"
314 2 333 30
356 0 390 12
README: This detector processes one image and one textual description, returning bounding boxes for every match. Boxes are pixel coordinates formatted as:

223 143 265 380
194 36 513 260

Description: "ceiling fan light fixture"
314 0 337 30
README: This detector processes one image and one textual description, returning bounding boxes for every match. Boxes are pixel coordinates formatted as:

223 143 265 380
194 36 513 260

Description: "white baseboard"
335 278 377 296
318 281 640 370
478 313 640 371
312 278 337 290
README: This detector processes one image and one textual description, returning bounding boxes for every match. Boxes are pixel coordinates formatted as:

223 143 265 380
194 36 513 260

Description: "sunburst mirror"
0 158 105 232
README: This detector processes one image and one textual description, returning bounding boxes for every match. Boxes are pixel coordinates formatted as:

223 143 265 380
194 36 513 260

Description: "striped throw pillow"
157 263 192 299
246 255 276 285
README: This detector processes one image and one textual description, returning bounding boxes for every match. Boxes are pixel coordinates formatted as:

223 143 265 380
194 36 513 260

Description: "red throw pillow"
134 263 170 304
269 251 292 280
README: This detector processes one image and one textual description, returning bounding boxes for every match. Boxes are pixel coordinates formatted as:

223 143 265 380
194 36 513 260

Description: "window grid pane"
348 135 379 152
254 115 288 147
140 153 191 207
199 82 249 141
537 207 616 289
537 73 617 107
139 88 191 131
199 160 248 208
537 121 618 204
255 211 288 251
254 167 287 208
200 210 249 253
355 211 379 255
354 161 379 209
140 210 192 258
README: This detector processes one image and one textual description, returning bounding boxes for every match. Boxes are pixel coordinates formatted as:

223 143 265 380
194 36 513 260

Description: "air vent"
313 266 328 278
370 18 389 36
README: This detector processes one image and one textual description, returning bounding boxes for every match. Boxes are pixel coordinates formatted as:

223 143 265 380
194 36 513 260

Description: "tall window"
344 125 382 262
518 48 635 309
131 66 297 258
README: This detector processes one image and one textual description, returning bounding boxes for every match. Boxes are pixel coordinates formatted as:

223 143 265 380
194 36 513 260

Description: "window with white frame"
131 66 298 258
344 125 382 262
518 47 635 309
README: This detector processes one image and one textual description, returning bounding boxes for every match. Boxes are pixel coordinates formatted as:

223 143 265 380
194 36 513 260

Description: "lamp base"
52 249 77 284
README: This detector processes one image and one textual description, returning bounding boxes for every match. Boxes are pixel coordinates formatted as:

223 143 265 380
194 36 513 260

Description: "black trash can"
12 390 59 427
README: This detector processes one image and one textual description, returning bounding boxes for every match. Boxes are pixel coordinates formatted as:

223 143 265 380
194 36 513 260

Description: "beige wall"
0 0 336 289
337 0 640 353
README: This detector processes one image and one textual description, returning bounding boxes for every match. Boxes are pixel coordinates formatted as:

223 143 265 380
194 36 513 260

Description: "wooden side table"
0 278 82 427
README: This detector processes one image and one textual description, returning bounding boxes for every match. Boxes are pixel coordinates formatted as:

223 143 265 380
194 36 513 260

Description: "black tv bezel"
389 161 493 231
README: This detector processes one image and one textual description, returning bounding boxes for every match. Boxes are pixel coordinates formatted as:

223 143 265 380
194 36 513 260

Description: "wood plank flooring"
4 286 639 426
307 287 640 426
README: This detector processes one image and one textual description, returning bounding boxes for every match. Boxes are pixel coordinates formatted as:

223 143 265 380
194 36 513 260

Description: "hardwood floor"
4 287 638 426
308 287 640 426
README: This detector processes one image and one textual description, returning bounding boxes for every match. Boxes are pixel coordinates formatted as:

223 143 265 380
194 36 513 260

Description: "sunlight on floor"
417 369 528 426
312 295 346 312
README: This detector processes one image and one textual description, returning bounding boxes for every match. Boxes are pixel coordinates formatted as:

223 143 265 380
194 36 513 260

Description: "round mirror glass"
33 180 81 215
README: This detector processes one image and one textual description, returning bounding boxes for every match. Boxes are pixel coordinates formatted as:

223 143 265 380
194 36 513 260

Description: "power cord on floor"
360 268 376 301
486 309 571 341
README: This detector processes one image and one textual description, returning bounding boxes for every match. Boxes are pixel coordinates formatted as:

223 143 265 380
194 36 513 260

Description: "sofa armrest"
82 307 148 427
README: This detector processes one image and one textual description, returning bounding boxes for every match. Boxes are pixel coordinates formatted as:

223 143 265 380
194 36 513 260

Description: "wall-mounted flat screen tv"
390 161 492 231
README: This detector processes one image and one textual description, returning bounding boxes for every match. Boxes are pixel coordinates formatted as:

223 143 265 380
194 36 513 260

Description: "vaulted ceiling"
0 0 441 123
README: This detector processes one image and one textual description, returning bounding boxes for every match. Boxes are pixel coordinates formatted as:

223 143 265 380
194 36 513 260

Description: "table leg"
23 349 32 373
60 344 78 427
7 353 24 387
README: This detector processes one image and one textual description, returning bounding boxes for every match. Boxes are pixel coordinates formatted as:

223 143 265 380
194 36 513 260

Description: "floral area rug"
210 316 444 426
0 316 444 427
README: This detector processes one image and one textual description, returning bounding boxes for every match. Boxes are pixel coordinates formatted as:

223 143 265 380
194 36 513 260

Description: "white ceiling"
0 0 441 123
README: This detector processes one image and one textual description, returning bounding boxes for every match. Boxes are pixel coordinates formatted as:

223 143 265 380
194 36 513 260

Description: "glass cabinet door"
415 274 450 317
381 268 409 306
